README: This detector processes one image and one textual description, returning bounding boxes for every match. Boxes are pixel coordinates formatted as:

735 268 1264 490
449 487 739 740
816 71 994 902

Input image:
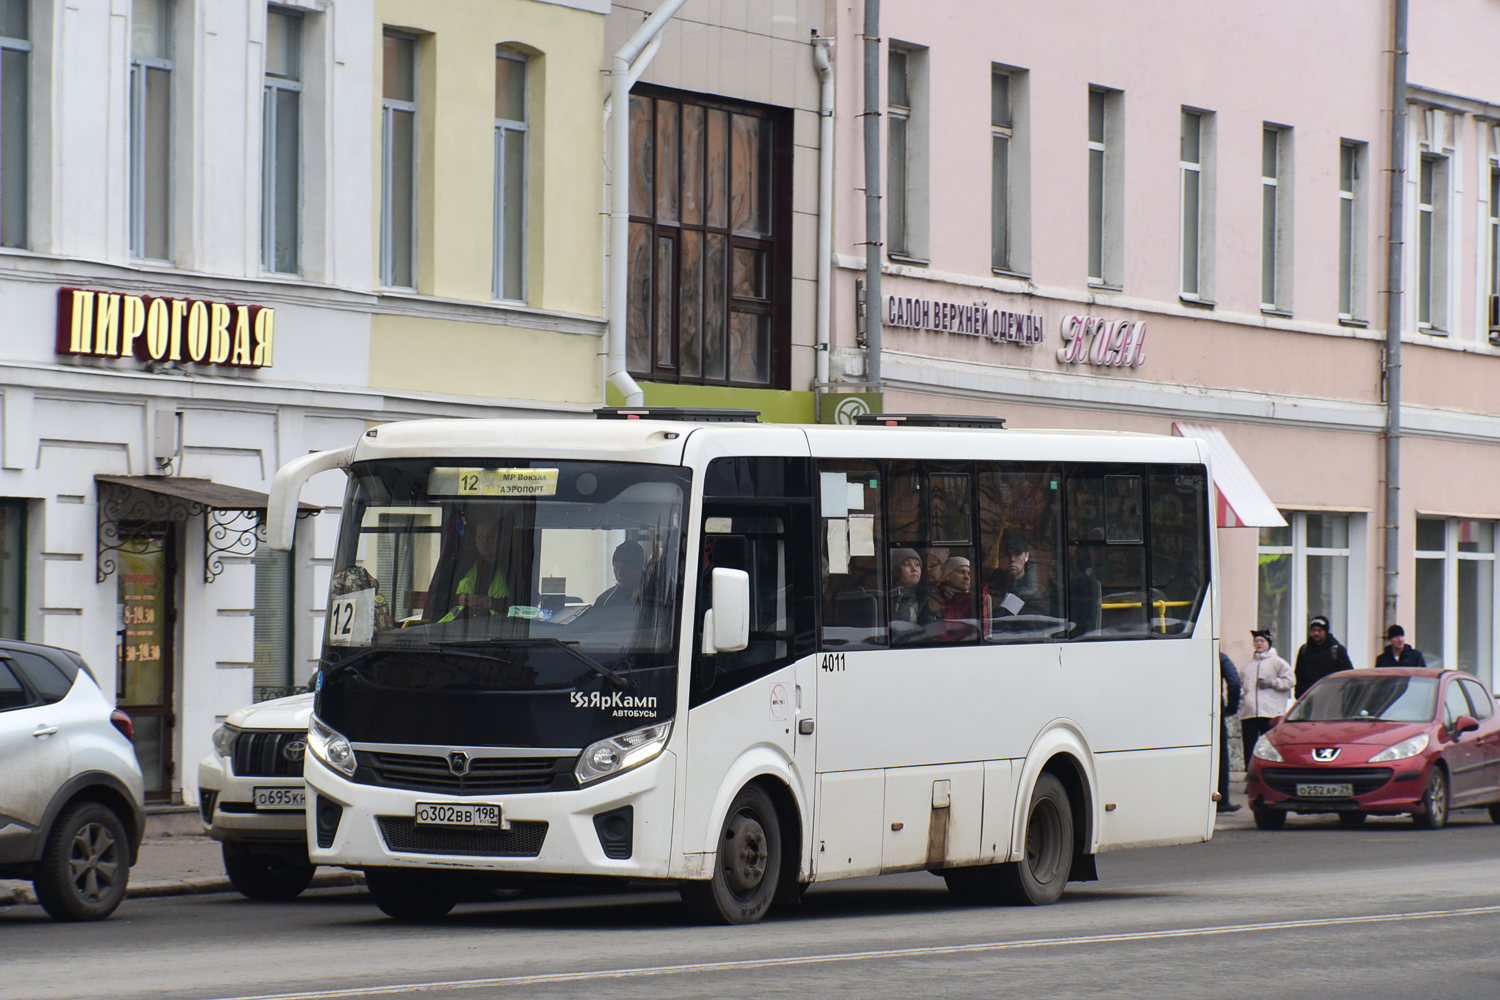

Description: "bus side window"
979 465 1065 643
1147 471 1208 636
1067 472 1148 639
818 461 888 649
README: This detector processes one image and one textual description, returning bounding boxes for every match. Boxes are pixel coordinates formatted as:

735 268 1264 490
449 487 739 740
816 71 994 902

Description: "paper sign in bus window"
327 588 376 646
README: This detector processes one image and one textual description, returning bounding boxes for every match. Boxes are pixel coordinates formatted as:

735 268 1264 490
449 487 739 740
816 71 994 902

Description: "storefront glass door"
117 527 176 801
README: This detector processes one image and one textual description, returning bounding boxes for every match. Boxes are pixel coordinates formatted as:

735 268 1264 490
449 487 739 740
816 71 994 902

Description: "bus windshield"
323 459 689 692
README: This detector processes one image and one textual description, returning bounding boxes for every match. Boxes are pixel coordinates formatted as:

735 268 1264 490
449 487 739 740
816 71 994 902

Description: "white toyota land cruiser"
197 693 316 899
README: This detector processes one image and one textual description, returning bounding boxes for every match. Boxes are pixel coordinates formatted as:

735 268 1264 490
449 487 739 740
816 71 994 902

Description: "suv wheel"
33 801 130 921
222 843 316 900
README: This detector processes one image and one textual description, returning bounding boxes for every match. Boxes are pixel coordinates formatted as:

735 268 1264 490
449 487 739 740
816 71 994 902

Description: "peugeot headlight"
1252 737 1284 762
575 721 673 786
1369 732 1429 763
307 715 358 778
211 725 238 758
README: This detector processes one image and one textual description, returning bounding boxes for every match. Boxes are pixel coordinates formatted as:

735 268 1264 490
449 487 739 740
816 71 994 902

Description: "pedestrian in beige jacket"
1238 629 1294 758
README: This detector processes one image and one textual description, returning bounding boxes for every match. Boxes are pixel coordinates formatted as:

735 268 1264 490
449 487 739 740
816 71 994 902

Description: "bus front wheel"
680 784 782 925
364 867 458 921
945 774 1073 907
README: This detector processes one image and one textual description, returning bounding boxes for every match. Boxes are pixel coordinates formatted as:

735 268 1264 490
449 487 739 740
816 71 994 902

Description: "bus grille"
377 817 549 857
357 751 575 795
231 731 307 778
1260 767 1394 796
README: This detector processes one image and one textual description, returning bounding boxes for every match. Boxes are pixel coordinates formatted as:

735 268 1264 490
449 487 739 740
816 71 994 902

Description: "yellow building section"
370 315 601 404
375 0 604 316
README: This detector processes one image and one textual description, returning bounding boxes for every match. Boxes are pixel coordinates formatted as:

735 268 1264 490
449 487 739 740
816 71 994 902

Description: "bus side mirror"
267 446 355 550
708 568 750 653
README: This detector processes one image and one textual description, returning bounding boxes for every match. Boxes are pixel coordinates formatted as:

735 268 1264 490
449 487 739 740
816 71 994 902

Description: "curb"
0 870 363 908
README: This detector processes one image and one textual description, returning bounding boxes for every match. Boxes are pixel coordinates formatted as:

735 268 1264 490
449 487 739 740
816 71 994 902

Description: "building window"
1339 140 1366 321
381 32 417 289
990 65 1029 276
1088 87 1122 286
1180 109 1214 301
0 499 23 639
1488 164 1500 334
493 50 527 302
0 0 30 250
1257 513 1352 651
130 0 174 261
1415 517 1494 675
626 87 790 388
262 7 301 275
1261 125 1293 313
1417 153 1449 331
886 46 927 262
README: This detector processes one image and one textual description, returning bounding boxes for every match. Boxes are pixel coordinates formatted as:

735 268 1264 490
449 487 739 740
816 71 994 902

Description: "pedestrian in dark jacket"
1294 615 1353 697
1218 650 1242 813
1374 624 1427 667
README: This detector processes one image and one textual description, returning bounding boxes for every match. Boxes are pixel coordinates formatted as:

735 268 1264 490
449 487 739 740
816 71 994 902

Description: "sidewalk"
0 832 362 908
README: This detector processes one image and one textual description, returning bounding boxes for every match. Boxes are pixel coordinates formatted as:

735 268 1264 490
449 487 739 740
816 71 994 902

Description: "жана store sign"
55 287 275 369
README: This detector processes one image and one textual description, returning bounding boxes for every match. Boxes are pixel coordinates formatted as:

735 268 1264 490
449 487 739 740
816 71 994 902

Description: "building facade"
819 0 1500 689
0 0 610 808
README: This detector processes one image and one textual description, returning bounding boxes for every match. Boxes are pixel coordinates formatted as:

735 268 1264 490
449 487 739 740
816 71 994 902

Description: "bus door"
682 466 817 861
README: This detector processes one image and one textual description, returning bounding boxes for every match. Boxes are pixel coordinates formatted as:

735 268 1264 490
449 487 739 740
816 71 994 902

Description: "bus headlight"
575 721 672 787
1369 732 1428 763
307 716 358 778
212 725 238 758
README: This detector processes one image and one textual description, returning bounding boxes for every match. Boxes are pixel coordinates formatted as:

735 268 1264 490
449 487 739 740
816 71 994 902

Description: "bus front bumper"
303 750 678 879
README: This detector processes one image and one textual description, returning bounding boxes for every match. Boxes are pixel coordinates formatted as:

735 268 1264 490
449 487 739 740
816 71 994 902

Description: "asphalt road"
2 811 1498 1000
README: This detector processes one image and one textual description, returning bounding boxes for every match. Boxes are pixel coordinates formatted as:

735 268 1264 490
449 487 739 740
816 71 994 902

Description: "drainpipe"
1383 0 1407 634
812 36 835 400
862 0 882 390
606 0 688 408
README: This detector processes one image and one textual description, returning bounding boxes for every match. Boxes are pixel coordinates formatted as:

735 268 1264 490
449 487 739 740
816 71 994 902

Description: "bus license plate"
415 802 501 827
253 787 306 810
1296 783 1353 798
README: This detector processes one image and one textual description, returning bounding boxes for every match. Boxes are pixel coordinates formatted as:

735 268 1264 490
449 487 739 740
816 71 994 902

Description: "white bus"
267 409 1220 924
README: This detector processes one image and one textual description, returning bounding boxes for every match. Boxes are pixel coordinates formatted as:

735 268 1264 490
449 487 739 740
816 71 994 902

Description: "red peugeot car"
1245 668 1500 830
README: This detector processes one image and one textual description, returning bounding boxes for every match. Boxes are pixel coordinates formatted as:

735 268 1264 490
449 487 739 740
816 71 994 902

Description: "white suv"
0 640 145 921
197 692 317 899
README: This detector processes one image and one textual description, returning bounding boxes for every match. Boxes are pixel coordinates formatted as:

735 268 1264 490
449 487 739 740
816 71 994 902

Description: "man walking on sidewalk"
1374 624 1426 667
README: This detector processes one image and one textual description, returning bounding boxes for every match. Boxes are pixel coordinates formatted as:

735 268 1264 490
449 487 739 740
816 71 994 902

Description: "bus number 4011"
821 653 846 672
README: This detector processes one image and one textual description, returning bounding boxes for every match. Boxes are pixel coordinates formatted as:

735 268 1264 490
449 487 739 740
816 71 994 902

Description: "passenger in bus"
888 548 924 626
990 530 1040 617
918 546 950 623
436 506 511 622
934 556 989 641
595 540 646 608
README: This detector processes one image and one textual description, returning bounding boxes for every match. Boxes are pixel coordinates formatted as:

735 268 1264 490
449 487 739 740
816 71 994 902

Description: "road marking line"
194 904 1500 1000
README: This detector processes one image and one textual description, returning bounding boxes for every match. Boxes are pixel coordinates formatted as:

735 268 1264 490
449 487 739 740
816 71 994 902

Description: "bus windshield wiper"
433 637 634 690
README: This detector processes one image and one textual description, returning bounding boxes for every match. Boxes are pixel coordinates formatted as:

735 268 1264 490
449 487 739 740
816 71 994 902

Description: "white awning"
1171 422 1287 529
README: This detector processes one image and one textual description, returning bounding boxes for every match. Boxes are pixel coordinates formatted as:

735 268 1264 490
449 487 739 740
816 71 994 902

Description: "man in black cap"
1293 615 1353 697
1374 624 1426 667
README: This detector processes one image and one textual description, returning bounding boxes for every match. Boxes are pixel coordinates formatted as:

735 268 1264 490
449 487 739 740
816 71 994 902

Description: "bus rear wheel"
944 774 1073 907
680 784 781 925
364 867 458 921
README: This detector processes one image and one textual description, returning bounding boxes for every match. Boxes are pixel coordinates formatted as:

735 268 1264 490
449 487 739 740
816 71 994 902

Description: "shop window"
1415 517 1494 674
626 87 790 388
1257 512 1352 650
0 0 30 249
0 499 23 639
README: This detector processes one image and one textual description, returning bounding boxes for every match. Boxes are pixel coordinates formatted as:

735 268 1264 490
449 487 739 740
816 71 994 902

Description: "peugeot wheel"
1251 806 1286 830
680 784 781 924
222 843 316 900
33 802 131 922
1413 767 1449 830
364 867 458 921
992 774 1074 906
